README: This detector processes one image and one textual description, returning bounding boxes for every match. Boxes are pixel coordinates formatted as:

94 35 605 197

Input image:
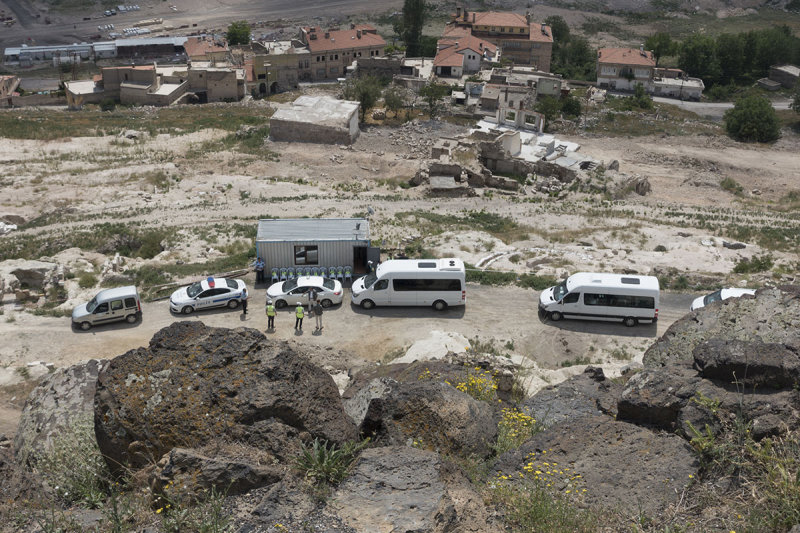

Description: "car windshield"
703 290 723 306
323 279 335 290
86 296 98 313
187 282 203 298
553 281 569 301
282 279 298 292
363 273 378 288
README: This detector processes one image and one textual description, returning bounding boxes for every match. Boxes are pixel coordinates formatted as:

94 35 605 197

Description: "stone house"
251 40 310 94
298 24 386 81
433 32 498 77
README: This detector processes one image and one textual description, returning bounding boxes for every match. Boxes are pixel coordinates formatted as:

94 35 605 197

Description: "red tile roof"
471 12 528 28
303 25 386 53
434 46 464 67
434 34 496 67
184 36 228 58
598 47 655 67
527 23 553 44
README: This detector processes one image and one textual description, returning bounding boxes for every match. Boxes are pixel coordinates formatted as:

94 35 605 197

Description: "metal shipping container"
255 218 378 277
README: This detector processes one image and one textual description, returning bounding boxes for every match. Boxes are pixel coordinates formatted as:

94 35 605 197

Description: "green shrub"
295 438 369 486
733 254 774 274
720 177 744 195
489 479 596 532
724 93 780 143
454 367 498 402
99 99 116 112
78 271 98 288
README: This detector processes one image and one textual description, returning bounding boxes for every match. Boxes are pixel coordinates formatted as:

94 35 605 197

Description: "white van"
72 286 141 330
351 258 466 311
539 272 659 327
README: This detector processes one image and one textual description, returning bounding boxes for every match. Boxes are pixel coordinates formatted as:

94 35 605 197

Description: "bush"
99 99 116 112
733 254 774 273
494 408 540 455
77 271 98 288
560 96 582 118
724 93 780 143
455 367 498 402
295 438 369 486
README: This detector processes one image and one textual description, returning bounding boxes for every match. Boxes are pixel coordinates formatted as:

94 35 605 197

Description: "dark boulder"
14 359 106 468
94 322 357 474
493 415 698 516
693 338 800 389
358 379 498 458
521 366 623 427
325 446 493 532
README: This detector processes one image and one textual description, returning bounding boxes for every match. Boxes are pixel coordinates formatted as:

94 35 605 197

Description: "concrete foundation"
270 96 360 145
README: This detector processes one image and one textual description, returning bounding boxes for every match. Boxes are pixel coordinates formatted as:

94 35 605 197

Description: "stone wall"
270 118 356 145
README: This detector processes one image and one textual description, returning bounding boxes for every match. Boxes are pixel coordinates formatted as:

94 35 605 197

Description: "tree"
792 84 800 114
419 81 449 118
544 15 570 45
678 35 720 86
561 95 582 118
723 93 780 143
342 76 383 122
534 96 561 126
645 32 675 67
226 20 251 46
383 85 405 117
396 0 426 57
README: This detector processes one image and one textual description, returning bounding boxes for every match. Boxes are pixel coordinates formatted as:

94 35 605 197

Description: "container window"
294 245 319 265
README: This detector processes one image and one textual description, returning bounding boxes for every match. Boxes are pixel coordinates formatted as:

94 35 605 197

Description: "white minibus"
539 272 659 327
351 258 466 311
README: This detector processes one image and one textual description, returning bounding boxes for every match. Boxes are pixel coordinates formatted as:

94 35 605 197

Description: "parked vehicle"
72 286 141 330
539 272 659 327
169 277 246 314
267 276 342 308
351 258 466 311
690 288 756 311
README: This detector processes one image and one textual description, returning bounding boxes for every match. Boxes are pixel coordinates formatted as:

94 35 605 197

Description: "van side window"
584 293 654 309
563 292 580 304
94 302 109 313
110 300 123 311
124 297 137 308
373 279 388 290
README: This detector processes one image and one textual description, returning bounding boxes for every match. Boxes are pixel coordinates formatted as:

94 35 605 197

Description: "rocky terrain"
1 286 798 532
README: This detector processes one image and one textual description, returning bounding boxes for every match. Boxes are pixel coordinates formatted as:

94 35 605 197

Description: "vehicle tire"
80 321 91 331
182 306 194 315
549 311 563 322
228 299 240 309
624 317 638 327
432 300 448 311
125 314 137 324
321 299 333 308
361 299 375 310
275 299 287 309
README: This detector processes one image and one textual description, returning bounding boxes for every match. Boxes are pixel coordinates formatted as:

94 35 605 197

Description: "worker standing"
266 299 276 331
252 257 265 284
313 300 323 332
294 302 305 331
241 288 248 315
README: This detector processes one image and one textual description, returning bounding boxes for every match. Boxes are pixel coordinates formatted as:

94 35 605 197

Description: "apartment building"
596 47 655 91
298 24 386 81
447 8 553 72
251 40 310 94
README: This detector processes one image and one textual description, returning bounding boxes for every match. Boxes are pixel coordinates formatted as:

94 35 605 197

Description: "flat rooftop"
271 96 359 127
153 82 183 95
256 218 370 242
65 80 103 95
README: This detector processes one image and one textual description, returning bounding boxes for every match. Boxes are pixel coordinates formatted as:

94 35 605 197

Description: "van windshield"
86 297 98 313
363 273 378 288
187 282 203 298
703 290 723 306
553 281 568 301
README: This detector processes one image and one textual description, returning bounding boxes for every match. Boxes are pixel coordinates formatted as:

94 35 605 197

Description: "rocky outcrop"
493 415 698 515
325 446 492 533
358 379 498 458
693 338 800 389
153 447 283 496
94 322 357 473
643 286 800 368
14 359 106 467
520 366 623 427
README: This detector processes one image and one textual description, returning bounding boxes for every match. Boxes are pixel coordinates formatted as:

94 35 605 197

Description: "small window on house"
294 245 319 265
335 54 338 60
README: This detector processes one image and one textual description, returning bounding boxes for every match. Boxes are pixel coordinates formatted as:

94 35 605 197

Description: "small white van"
539 272 659 327
351 258 466 311
72 286 141 330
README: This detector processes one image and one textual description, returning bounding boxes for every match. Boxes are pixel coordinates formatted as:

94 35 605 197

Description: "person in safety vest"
266 299 276 331
294 302 305 331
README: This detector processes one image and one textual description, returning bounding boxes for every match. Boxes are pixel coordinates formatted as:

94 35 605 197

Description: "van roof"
377 258 465 274
94 285 139 300
566 272 659 292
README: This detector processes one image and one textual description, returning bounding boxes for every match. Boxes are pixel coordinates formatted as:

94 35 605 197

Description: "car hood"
539 287 555 306
351 277 365 295
171 287 190 303
266 285 283 298
72 303 90 320
690 295 705 311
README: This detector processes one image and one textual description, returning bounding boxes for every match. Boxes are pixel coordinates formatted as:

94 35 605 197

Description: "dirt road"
653 96 792 121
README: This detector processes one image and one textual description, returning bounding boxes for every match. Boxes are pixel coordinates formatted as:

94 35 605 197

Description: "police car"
170 277 247 314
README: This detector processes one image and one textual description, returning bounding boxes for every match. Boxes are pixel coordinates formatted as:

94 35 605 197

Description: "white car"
267 276 342 308
170 277 247 314
690 288 756 311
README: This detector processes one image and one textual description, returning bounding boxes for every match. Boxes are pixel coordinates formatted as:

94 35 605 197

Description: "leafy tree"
792 84 800 114
715 33 745 85
561 95 582 118
631 83 653 109
396 0 426 57
383 85 405 116
678 34 720 86
534 96 561 126
419 35 438 57
226 20 251 46
544 15 570 44
552 36 596 81
419 81 449 118
724 93 780 143
342 76 383 122
645 32 675 67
